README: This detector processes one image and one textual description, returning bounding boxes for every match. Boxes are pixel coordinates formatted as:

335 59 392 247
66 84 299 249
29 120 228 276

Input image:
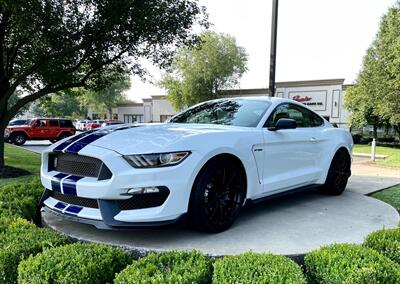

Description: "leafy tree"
82 73 130 118
0 0 207 168
161 31 247 110
37 89 88 118
344 4 400 139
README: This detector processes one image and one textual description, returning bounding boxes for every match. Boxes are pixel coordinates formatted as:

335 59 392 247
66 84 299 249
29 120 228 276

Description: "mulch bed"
0 166 31 179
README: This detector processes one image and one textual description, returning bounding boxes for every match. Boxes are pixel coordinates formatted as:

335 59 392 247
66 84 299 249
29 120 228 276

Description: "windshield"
169 99 271 127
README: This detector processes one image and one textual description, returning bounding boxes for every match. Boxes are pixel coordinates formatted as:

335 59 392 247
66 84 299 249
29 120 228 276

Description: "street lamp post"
268 0 279 97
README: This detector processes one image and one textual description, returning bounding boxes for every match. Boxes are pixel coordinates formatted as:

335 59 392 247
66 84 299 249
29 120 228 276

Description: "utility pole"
268 0 279 97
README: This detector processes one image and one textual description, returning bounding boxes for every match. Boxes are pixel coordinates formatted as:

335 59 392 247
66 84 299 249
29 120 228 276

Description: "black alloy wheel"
319 149 351 195
189 158 246 233
12 133 27 146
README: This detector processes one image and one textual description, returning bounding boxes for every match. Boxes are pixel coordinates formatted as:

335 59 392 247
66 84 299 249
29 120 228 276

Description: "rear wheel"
12 133 27 146
189 158 246 233
57 132 71 141
319 149 351 195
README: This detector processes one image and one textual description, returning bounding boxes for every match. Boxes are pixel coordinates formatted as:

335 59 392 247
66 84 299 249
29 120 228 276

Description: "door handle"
310 137 319 143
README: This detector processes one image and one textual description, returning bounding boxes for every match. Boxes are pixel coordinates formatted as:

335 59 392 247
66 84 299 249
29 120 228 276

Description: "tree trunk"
0 124 5 168
395 124 400 142
373 124 378 140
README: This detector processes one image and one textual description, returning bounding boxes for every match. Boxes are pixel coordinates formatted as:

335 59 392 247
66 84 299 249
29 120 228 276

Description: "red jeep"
4 118 76 146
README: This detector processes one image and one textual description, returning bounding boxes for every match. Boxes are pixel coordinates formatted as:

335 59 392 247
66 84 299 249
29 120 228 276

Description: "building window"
123 114 144 123
160 115 173 122
92 113 100 120
113 114 118 120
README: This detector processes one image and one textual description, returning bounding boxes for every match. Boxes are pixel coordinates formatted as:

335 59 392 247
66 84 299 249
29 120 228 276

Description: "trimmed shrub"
115 251 212 284
0 217 69 284
18 243 132 284
0 177 43 220
212 252 306 284
305 243 400 284
364 227 400 264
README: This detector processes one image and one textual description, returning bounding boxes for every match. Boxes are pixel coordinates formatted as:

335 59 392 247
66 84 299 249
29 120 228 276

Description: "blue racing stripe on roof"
62 176 83 196
53 131 94 153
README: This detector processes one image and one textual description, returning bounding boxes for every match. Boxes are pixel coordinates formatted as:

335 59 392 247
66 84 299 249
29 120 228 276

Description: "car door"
48 119 60 138
261 103 324 194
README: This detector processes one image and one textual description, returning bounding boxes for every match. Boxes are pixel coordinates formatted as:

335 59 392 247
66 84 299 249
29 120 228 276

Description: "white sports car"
40 97 353 232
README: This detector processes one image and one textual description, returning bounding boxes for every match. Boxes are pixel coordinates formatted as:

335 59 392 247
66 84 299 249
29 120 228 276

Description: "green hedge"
18 243 132 284
212 252 306 284
115 251 212 284
0 217 69 284
364 227 400 264
305 243 400 284
0 178 43 220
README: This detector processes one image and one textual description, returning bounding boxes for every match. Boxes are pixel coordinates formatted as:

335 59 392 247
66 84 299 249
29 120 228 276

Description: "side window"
59 120 73 128
35 119 47 127
265 104 290 127
265 103 323 128
49 120 59 127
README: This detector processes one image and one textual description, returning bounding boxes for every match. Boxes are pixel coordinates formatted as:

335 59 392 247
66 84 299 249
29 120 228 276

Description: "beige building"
89 78 351 127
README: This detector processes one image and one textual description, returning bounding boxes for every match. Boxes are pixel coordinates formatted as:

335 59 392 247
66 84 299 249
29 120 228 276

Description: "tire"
318 149 351 195
188 158 246 233
12 133 27 146
57 132 71 141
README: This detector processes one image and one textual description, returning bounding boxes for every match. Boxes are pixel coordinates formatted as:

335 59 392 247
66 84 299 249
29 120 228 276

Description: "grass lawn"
0 143 41 186
372 186 400 212
353 145 400 168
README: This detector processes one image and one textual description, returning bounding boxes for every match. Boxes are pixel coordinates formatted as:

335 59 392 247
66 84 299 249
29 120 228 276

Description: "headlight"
123 151 191 168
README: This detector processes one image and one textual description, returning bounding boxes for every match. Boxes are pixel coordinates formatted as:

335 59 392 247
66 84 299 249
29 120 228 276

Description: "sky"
126 0 398 101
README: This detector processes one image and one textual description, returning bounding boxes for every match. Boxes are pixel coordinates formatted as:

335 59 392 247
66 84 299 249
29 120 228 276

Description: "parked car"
8 119 31 126
76 120 92 131
86 120 105 130
4 118 76 146
101 120 124 127
40 97 353 232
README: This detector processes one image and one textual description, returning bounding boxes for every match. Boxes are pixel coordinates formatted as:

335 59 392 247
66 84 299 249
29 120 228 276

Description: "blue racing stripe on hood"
63 131 109 154
53 131 95 153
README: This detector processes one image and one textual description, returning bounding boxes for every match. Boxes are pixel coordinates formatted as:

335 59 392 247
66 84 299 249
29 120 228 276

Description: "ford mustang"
40 97 353 232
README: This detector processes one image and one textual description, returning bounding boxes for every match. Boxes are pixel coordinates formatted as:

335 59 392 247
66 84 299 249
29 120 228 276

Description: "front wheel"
12 133 27 146
188 158 246 233
318 149 351 195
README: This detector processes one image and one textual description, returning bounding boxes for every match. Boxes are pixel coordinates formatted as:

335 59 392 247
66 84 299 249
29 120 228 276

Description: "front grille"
50 191 99 209
117 190 170 210
48 153 112 179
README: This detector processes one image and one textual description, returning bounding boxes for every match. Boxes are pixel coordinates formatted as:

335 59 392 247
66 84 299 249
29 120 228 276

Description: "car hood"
82 123 247 155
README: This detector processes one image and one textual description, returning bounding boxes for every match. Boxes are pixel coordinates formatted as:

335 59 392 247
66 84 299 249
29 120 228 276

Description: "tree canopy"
344 3 400 138
160 31 247 110
0 0 207 168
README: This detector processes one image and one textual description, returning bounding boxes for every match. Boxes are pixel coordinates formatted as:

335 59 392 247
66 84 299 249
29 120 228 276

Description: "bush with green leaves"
364 227 400 264
305 243 400 284
0 217 69 284
0 177 43 220
212 252 306 284
114 251 212 284
18 242 132 284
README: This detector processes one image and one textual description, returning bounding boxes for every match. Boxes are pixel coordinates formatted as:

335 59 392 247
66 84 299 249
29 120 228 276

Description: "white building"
89 78 352 127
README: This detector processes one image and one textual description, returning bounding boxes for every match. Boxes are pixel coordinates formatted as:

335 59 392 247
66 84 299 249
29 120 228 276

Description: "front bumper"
40 144 200 229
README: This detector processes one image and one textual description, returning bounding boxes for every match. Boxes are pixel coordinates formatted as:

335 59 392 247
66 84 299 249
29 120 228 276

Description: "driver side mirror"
268 118 297 131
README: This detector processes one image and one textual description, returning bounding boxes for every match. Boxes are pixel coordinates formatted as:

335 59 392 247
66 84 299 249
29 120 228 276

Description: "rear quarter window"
59 120 74 128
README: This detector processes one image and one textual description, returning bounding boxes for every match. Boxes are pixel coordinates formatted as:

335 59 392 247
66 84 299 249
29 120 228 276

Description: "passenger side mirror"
268 118 297 131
